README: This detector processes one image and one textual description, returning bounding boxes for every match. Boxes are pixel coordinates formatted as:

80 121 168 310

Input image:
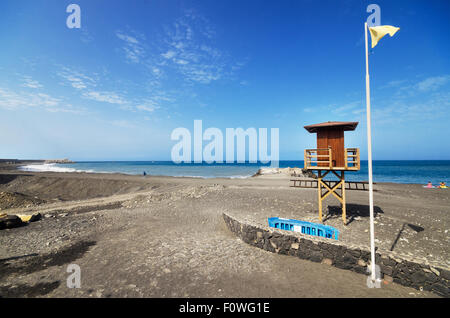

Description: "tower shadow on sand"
324 203 384 225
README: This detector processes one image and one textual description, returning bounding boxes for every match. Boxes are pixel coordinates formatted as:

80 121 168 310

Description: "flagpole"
364 22 377 283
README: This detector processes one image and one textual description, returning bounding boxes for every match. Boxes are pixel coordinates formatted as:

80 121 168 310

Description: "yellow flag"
369 25 400 48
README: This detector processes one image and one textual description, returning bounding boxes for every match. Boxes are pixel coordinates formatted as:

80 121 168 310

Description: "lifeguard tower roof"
304 121 358 133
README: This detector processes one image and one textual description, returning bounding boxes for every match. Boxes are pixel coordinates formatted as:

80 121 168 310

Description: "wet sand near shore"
0 168 448 297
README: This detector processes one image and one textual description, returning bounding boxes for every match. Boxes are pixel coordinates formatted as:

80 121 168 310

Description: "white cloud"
82 91 127 105
416 75 450 92
116 30 146 63
136 104 158 112
331 101 362 114
382 75 450 95
330 86 450 125
123 46 145 63
112 11 246 92
58 67 97 90
174 59 189 65
116 32 139 44
380 79 408 89
148 11 240 84
161 50 176 59
21 76 43 89
56 64 169 115
0 87 85 114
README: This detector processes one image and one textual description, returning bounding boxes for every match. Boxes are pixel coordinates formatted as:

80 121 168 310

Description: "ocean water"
18 160 450 185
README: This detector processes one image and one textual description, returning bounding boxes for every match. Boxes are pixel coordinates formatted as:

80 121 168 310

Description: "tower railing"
344 148 360 170
304 148 360 170
304 148 332 169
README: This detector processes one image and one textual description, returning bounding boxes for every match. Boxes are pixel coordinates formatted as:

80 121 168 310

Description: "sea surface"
18 160 450 185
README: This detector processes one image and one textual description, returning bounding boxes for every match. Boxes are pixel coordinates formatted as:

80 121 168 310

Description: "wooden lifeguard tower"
303 121 360 225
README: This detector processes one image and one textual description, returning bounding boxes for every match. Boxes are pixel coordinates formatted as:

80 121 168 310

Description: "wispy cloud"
116 30 146 64
105 10 247 115
416 75 450 92
136 104 159 112
328 75 450 124
331 100 362 114
158 12 230 84
161 50 176 59
21 76 43 89
57 64 167 116
0 87 85 114
380 75 450 94
380 79 408 89
115 10 245 86
58 67 97 90
371 92 450 124
82 91 127 105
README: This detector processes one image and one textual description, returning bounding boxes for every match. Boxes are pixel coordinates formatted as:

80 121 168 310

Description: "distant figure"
439 181 447 189
143 171 147 176
426 181 433 188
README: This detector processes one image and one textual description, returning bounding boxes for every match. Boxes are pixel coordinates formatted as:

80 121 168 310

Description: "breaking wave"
18 163 94 173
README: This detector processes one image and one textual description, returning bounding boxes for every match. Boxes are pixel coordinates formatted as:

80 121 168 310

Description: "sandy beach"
0 164 448 298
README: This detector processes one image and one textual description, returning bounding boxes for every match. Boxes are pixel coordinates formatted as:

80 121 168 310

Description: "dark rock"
360 250 371 262
343 251 357 265
396 262 413 275
380 264 393 276
410 271 427 284
297 245 311 260
432 283 450 297
393 274 411 287
272 232 282 239
347 249 361 259
335 260 353 270
0 215 25 230
439 268 450 281
380 256 396 267
309 243 321 253
288 249 297 256
353 266 367 275
322 249 334 260
333 251 357 270
310 251 323 263
423 272 439 284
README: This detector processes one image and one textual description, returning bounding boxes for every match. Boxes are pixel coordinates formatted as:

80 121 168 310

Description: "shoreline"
7 162 441 186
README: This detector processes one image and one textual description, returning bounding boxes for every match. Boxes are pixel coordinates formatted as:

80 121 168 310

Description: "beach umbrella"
364 23 400 283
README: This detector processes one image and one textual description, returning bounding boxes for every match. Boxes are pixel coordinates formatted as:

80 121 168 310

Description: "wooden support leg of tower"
316 170 347 225
317 171 322 222
341 171 347 225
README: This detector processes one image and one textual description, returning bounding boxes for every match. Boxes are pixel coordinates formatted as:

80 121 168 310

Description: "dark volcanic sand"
0 168 448 298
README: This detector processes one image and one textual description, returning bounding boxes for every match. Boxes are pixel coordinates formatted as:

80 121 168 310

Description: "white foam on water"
228 175 252 179
18 163 94 173
170 174 252 179
17 163 255 178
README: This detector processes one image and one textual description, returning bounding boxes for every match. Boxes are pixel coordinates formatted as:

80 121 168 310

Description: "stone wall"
223 213 449 297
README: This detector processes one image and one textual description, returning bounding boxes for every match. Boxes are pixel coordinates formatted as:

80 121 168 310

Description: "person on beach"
438 182 447 188
426 181 433 188
143 171 147 176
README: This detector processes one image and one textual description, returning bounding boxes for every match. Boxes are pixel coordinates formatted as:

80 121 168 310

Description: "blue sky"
0 0 449 160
